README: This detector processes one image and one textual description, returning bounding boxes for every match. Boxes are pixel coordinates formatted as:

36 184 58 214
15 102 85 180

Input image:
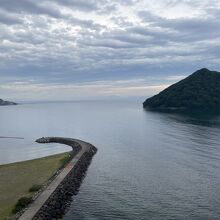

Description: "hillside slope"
143 68 220 110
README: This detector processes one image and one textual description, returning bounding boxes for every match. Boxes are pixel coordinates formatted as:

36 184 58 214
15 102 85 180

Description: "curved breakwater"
18 137 97 220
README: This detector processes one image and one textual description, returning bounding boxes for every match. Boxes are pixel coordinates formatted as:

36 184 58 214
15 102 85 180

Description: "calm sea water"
1 101 220 219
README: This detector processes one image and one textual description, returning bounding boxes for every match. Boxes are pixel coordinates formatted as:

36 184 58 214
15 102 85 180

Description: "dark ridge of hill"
0 99 17 106
143 68 220 111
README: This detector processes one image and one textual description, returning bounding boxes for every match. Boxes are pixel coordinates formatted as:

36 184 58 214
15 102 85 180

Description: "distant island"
0 99 17 106
143 68 220 111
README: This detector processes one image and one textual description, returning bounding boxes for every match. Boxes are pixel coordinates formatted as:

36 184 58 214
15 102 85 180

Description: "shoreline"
0 136 24 139
0 152 70 219
17 137 97 220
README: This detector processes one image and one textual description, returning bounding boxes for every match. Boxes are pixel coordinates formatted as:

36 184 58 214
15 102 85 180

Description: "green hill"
143 68 220 111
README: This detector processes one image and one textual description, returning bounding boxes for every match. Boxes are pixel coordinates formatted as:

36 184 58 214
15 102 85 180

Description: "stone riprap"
18 137 97 220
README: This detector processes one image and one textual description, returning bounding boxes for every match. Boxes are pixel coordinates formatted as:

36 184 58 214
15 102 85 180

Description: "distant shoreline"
143 106 220 114
0 136 24 139
0 99 17 106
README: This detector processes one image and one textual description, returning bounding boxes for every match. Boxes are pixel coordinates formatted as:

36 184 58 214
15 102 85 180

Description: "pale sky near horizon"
0 0 220 101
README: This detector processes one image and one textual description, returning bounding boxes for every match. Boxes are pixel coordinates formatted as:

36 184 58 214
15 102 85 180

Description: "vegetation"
12 197 32 214
29 184 42 192
143 68 220 110
0 152 70 219
60 153 71 166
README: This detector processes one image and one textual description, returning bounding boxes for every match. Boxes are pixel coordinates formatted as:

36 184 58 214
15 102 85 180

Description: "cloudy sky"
0 0 220 101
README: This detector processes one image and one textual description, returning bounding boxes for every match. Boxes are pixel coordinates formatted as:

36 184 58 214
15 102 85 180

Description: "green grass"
0 152 71 219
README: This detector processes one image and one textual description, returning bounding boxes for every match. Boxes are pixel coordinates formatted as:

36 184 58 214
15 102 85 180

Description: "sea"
0 100 220 220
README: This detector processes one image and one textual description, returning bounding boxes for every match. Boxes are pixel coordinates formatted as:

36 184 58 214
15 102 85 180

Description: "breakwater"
18 137 97 220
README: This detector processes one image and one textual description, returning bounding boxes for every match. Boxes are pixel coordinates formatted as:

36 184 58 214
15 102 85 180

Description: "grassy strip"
0 152 71 220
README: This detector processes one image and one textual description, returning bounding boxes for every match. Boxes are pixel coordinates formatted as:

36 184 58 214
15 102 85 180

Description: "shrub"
12 197 32 213
60 153 71 166
29 184 42 192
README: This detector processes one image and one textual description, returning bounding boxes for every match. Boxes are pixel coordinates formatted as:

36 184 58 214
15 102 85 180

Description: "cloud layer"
0 0 220 101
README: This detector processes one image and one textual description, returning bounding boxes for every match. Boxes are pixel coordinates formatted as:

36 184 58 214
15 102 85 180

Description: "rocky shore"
18 137 97 220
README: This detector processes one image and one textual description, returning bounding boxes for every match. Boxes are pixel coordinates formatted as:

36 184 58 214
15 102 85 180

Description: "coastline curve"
17 137 97 220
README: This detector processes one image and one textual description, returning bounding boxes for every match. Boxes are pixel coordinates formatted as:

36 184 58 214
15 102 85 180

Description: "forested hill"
143 68 220 110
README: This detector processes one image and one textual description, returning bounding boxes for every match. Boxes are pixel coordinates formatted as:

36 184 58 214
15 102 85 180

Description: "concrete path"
18 137 94 220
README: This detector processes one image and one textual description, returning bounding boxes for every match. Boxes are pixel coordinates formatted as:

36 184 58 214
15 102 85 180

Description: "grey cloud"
51 0 98 11
0 10 23 25
165 0 218 8
161 18 220 36
67 16 105 31
1 0 220 100
138 9 220 42
0 0 62 18
111 0 140 6
81 39 139 49
0 0 103 31
110 16 133 26
79 29 152 49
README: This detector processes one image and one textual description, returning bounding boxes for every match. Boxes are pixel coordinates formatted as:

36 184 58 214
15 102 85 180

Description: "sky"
0 0 220 102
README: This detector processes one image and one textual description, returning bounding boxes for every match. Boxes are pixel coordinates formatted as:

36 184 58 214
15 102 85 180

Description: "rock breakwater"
18 137 97 220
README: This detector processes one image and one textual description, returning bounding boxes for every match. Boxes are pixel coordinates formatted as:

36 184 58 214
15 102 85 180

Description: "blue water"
0 101 220 219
